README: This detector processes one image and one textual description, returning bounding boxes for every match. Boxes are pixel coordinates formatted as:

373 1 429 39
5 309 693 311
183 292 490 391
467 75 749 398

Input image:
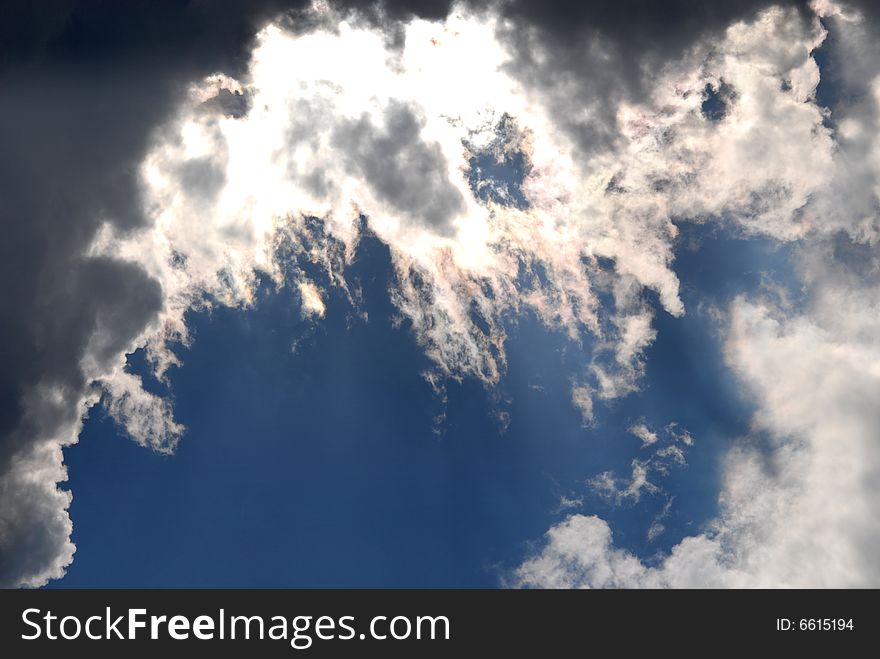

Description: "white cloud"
516 244 880 587
514 515 662 588
102 370 184 453
558 495 583 511
297 281 327 318
587 420 692 505
570 386 594 426
647 498 674 542
95 2 839 420
588 460 659 504
666 422 694 446
111 2 840 411
515 2 880 589
628 422 658 447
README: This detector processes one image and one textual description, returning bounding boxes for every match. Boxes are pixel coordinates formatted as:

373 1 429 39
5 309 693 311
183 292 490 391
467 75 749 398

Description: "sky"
2 0 880 589
52 227 775 587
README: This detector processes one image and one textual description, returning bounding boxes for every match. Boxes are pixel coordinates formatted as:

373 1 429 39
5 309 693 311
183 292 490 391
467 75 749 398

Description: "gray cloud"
0 0 323 587
0 73 192 586
332 102 465 235
176 156 228 204
198 88 252 119
495 0 811 155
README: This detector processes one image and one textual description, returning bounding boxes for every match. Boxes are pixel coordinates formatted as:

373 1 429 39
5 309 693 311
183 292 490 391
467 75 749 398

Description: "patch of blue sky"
701 80 735 122
466 114 531 210
552 222 804 562
53 212 801 586
53 90 811 586
54 88 812 586
812 18 838 125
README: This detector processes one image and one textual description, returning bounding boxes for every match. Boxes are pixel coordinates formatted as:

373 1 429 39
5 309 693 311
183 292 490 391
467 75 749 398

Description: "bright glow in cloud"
298 281 327 318
111 1 839 400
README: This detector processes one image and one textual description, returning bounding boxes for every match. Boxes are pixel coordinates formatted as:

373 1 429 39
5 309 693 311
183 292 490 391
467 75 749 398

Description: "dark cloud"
499 0 809 48
333 102 465 235
0 0 320 587
493 0 812 155
198 88 252 118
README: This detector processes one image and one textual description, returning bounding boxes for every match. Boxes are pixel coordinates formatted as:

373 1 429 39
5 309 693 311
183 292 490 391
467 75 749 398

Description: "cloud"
298 281 327 318
332 102 466 235
647 498 674 542
628 422 658 447
515 2 880 588
570 386 594 426
513 515 660 588
102 370 184 453
588 461 659 504
496 0 812 155
586 421 692 505
134 0 839 407
4 0 880 589
0 0 330 588
517 256 880 587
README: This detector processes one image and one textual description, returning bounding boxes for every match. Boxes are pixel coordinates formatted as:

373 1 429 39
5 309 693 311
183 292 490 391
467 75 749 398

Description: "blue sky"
53 224 794 587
